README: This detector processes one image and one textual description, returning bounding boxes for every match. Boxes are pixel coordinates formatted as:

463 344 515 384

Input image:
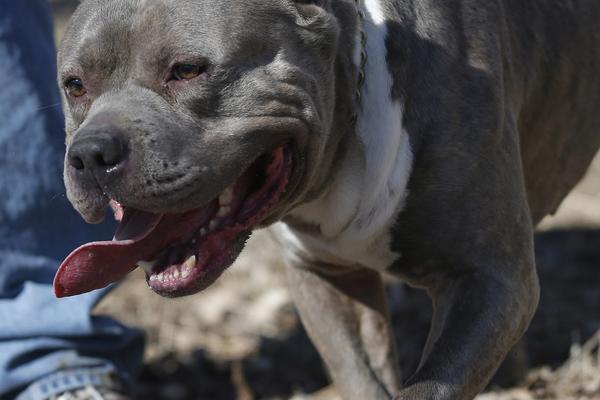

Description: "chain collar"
351 0 367 127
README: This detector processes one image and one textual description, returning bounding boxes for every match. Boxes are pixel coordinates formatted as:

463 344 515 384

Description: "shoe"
15 366 130 400
50 385 128 400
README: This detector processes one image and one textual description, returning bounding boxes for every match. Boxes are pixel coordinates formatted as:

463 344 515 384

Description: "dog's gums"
54 147 292 298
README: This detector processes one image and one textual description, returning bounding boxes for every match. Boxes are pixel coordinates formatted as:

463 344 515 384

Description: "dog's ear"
292 0 331 26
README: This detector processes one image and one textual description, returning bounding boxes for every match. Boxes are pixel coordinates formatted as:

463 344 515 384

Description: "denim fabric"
0 1 144 397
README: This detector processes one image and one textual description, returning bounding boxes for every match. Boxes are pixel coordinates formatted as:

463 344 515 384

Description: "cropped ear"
292 0 331 26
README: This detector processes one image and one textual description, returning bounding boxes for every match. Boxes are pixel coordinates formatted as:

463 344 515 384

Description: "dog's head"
55 0 358 297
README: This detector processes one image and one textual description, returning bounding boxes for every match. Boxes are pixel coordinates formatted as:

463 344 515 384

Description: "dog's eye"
64 78 87 97
172 64 205 81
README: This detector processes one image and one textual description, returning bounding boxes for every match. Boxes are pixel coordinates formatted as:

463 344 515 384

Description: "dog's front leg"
396 266 540 400
286 261 401 400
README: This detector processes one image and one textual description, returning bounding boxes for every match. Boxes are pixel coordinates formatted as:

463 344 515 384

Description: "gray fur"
59 0 353 223
59 0 600 399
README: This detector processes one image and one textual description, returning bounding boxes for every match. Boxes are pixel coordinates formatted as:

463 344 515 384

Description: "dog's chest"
278 0 413 271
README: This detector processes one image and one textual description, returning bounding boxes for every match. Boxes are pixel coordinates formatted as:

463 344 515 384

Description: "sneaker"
15 366 130 400
50 385 128 400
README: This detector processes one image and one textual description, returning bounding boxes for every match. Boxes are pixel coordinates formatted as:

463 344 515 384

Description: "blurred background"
50 1 600 399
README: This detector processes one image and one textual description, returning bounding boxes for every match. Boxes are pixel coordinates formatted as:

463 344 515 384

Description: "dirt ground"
51 2 599 399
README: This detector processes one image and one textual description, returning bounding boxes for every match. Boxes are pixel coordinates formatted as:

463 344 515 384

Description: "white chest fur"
277 0 413 271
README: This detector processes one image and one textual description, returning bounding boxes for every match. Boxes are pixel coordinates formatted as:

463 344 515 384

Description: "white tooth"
149 274 157 282
209 219 219 231
217 205 231 218
182 268 191 278
200 228 207 236
184 255 196 270
173 269 181 279
156 272 164 282
219 186 234 206
138 260 156 275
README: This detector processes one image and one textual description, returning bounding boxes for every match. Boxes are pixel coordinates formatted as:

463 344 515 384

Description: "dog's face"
55 0 346 297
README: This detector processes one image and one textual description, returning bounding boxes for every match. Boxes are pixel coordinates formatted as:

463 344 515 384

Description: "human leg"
0 1 144 397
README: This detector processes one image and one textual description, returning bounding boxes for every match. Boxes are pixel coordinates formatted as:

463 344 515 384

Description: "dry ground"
51 2 600 399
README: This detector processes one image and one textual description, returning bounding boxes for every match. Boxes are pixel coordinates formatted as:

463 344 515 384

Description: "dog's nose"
68 133 128 179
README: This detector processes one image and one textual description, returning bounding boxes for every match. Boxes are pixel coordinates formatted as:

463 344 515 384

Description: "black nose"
68 133 128 179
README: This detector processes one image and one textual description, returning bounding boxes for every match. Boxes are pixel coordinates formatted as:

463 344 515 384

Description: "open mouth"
54 146 292 298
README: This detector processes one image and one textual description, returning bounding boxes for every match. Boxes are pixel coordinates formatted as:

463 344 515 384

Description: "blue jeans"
0 1 144 397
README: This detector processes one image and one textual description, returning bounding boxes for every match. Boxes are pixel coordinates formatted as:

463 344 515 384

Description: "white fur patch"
281 0 414 270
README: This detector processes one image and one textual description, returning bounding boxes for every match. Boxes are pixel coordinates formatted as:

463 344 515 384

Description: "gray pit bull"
54 0 600 398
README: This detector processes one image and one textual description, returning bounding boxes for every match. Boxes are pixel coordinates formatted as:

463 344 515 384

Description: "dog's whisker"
49 193 66 202
36 103 61 111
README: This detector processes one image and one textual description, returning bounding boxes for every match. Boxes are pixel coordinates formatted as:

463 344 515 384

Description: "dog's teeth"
184 255 197 270
217 205 231 218
209 219 219 231
200 228 207 237
219 186 234 206
148 257 196 284
138 260 156 274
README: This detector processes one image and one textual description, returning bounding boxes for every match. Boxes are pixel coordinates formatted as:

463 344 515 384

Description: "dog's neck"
350 0 367 128
284 0 414 269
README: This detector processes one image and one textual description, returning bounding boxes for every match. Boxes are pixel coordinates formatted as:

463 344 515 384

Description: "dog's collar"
351 0 367 127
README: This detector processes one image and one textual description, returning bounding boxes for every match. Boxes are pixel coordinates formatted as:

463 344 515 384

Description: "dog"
53 0 600 398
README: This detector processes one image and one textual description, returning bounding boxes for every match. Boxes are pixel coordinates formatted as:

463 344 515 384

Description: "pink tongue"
53 210 162 298
54 206 214 298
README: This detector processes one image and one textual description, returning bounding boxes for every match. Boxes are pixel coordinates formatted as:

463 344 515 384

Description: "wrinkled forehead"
59 0 292 72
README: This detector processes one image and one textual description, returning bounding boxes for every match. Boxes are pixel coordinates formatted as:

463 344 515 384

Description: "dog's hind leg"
285 262 401 400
